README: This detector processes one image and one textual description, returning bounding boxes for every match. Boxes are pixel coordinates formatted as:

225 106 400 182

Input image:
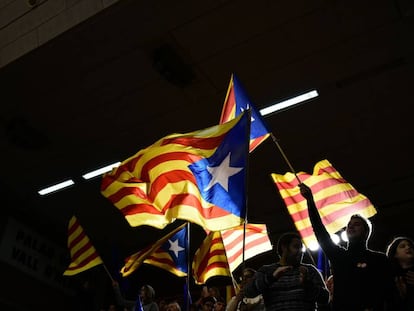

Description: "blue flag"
220 73 270 152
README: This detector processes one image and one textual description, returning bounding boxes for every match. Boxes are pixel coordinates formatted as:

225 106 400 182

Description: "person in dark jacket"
244 232 329 310
386 236 414 310
299 183 394 311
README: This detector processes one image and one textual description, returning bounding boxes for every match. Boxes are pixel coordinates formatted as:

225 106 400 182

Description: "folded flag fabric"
192 231 231 284
220 73 270 152
101 112 250 232
143 224 188 277
221 223 272 272
271 159 377 247
121 222 187 277
63 216 103 276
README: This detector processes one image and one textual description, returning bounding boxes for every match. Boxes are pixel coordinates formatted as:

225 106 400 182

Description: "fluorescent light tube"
82 162 121 180
38 179 75 195
260 90 318 116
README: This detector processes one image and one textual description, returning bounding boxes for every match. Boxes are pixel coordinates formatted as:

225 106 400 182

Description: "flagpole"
270 132 302 184
186 222 191 311
102 263 115 283
241 109 252 270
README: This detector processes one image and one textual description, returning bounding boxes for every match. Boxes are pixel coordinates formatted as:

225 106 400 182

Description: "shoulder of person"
258 263 279 272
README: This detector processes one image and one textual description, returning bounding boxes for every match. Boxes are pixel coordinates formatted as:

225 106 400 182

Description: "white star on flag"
239 105 255 122
204 153 243 192
169 238 185 258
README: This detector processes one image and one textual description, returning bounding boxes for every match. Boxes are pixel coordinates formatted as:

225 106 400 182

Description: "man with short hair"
244 232 329 310
299 182 394 310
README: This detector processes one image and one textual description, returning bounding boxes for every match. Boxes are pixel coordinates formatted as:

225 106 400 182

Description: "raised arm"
299 183 337 256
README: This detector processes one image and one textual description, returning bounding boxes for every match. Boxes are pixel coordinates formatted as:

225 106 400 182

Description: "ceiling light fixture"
38 179 75 195
82 162 121 180
260 90 319 116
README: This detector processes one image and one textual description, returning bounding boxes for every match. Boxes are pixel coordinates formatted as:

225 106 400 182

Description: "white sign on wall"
0 217 74 294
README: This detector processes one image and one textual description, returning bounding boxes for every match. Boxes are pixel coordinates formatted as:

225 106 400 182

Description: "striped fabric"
121 223 187 277
101 112 249 232
63 216 103 276
220 73 270 152
192 231 231 284
221 223 272 272
271 159 377 247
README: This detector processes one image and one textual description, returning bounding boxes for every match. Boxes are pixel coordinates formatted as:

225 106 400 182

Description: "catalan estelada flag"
271 159 377 247
221 223 272 273
143 224 188 277
121 222 187 277
101 112 249 232
220 73 270 152
192 230 231 285
63 216 103 276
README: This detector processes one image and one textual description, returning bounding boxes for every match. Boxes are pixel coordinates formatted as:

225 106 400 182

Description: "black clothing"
305 195 394 311
390 266 414 311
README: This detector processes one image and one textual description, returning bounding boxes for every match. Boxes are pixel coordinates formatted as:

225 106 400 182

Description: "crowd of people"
78 182 413 311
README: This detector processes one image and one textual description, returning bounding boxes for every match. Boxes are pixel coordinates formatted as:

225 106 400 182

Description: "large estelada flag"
64 216 103 276
220 73 270 152
120 222 187 277
271 159 377 247
101 112 250 232
192 230 231 285
221 223 272 273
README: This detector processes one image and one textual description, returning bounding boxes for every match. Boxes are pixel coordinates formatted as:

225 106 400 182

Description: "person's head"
158 299 167 311
140 284 155 302
276 232 303 265
214 296 226 311
165 301 181 311
200 296 216 310
386 236 414 268
208 286 221 298
346 214 372 243
107 304 118 311
237 267 256 291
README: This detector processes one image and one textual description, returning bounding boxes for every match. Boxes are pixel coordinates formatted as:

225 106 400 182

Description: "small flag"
143 224 188 277
192 231 231 285
271 159 377 247
121 223 187 277
220 73 270 152
63 216 103 276
101 112 250 232
221 223 272 272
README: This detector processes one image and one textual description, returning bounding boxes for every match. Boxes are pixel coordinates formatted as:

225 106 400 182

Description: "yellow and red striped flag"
63 216 103 276
221 223 272 273
192 231 231 284
271 159 377 247
101 112 250 232
120 222 188 277
220 73 270 152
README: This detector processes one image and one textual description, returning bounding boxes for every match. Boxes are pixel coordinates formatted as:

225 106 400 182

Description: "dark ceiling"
1 0 414 297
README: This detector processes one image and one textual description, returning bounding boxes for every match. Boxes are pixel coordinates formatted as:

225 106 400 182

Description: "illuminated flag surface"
271 159 377 247
221 223 272 272
101 112 250 231
63 216 103 276
192 231 231 284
